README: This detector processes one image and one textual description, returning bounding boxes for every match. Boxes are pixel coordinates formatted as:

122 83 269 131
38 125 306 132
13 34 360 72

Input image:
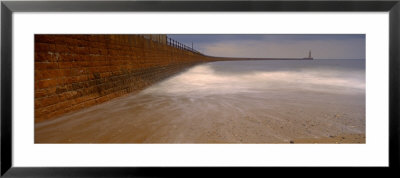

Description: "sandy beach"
293 134 365 144
35 91 365 143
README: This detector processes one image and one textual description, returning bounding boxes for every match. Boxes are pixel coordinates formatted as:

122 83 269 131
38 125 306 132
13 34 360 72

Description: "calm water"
36 59 366 143
144 59 365 96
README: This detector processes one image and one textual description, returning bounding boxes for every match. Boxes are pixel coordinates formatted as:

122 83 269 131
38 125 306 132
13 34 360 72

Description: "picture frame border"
1 0 399 176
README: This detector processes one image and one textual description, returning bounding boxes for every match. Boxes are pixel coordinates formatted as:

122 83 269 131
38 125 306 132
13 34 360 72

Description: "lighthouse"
304 50 313 60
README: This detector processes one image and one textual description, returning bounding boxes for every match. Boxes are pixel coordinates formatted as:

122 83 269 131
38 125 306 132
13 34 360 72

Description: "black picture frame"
1 0 399 177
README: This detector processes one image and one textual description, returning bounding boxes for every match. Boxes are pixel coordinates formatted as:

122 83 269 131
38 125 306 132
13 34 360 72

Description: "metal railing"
167 37 202 55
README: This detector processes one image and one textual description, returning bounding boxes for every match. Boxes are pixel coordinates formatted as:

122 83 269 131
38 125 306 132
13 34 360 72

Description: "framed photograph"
1 0 399 177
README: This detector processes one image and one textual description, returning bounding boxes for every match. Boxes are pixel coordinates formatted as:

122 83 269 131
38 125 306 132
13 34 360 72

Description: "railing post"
166 37 202 55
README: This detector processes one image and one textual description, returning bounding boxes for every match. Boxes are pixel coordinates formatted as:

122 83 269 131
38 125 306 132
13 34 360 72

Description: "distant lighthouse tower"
304 50 313 60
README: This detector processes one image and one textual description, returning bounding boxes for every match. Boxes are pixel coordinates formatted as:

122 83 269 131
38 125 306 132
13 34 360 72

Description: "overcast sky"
167 34 365 59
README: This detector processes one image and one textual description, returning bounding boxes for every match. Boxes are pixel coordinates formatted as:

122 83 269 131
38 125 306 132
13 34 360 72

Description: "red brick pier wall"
34 35 214 123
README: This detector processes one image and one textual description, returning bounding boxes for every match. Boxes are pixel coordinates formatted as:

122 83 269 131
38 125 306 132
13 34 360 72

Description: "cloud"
197 37 365 59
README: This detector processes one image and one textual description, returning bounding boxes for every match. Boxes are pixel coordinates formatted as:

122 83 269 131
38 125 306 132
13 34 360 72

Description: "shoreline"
35 60 365 144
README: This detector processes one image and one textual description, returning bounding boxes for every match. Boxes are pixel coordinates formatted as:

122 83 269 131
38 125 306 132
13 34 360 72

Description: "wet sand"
292 134 365 144
35 60 365 143
35 91 365 143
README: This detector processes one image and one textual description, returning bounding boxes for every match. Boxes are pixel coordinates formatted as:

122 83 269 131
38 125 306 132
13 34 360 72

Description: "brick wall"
34 35 213 123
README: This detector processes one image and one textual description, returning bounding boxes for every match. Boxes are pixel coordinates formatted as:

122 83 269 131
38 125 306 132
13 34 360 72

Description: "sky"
167 34 365 59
